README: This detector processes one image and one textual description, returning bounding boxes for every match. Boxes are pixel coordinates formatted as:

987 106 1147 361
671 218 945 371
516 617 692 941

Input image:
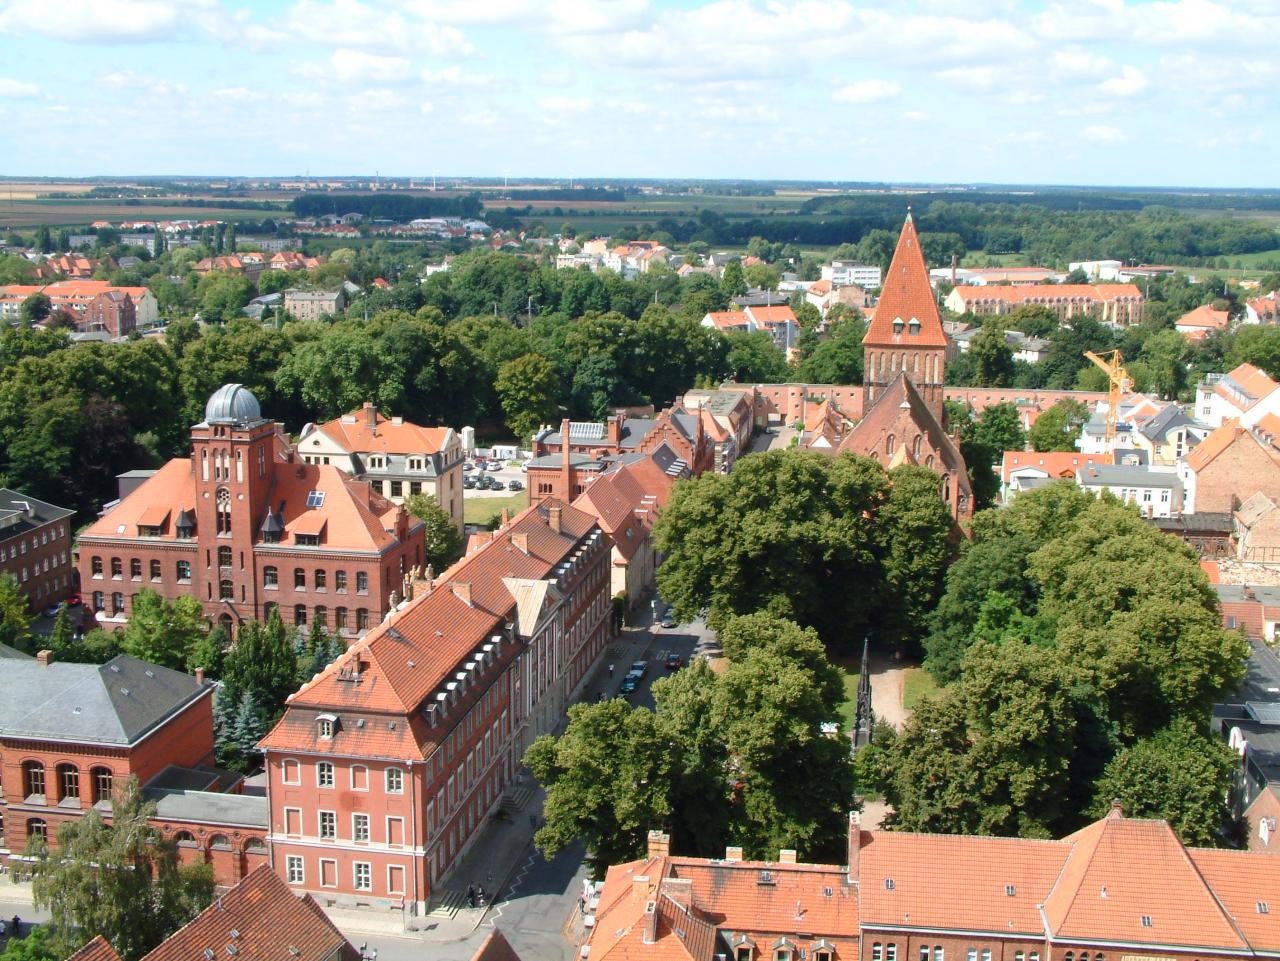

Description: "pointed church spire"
862 212 946 349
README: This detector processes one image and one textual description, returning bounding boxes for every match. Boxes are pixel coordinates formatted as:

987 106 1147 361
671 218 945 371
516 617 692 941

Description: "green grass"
830 652 862 732
462 491 528 526
902 667 940 712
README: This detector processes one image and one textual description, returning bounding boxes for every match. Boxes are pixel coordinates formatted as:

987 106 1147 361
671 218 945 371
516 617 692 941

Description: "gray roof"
1078 464 1181 490
0 655 212 746
0 642 32 660
618 418 658 449
204 384 263 427
1152 511 1233 533
1243 633 1280 703
146 789 269 828
1138 404 1198 441
0 488 75 541
527 453 604 470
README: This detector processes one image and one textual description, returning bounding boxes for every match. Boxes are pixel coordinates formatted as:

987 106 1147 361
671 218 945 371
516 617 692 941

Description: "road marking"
485 847 536 927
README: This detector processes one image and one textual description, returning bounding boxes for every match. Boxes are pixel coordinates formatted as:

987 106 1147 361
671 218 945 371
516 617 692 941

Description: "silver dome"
205 384 263 425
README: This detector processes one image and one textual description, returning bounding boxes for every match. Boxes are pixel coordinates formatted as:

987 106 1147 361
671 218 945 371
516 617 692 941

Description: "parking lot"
463 458 527 497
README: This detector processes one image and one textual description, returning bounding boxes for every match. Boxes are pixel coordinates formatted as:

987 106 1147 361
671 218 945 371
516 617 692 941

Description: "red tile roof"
744 304 797 327
1185 420 1255 473
67 936 122 961
140 866 357 961
470 929 524 961
864 214 948 349
1001 450 1111 484
948 283 1143 304
703 311 750 331
311 405 454 457
1216 363 1280 411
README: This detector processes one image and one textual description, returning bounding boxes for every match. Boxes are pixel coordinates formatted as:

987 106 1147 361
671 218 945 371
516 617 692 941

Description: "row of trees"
861 483 1247 844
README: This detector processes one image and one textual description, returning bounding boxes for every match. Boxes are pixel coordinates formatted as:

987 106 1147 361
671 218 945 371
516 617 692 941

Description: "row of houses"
0 279 160 336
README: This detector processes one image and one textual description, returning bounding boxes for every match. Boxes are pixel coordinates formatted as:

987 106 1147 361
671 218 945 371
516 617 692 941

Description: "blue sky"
0 0 1276 187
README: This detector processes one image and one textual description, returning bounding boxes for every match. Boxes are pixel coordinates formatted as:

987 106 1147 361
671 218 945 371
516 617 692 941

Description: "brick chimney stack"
36 649 52 667
363 401 377 428
548 505 562 534
647 830 670 858
560 418 573 500
847 810 862 878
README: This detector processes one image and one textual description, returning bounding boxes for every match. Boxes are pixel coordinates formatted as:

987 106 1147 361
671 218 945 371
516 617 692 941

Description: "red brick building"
587 807 1280 961
0 650 267 886
76 385 425 637
82 290 137 339
0 488 74 613
259 500 612 913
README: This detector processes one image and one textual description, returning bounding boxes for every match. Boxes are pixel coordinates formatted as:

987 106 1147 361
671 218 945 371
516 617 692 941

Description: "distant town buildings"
944 283 1144 326
284 289 346 321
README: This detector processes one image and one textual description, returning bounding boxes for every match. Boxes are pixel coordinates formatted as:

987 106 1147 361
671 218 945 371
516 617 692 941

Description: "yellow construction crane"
1084 349 1133 447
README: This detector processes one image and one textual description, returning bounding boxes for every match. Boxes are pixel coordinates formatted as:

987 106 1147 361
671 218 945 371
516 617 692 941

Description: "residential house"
82 289 137 338
1132 404 1208 466
193 255 262 280
0 650 268 886
284 289 345 321
297 403 465 532
76 385 425 636
0 281 159 327
1234 491 1280 564
944 283 1144 326
1246 295 1280 326
1176 304 1231 341
586 809 1280 961
701 310 751 333
1197 364 1280 428
269 251 322 272
744 304 799 354
1179 419 1280 513
259 501 612 912
1077 463 1183 517
0 488 74 613
679 389 754 471
999 452 1111 502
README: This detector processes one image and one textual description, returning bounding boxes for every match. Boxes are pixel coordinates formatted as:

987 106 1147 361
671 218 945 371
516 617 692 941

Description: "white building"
821 261 882 288
1195 364 1280 429
1077 463 1183 518
1069 260 1123 281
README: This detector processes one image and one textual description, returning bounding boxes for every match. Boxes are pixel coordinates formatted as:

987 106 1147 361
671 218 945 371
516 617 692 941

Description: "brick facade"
0 490 75 613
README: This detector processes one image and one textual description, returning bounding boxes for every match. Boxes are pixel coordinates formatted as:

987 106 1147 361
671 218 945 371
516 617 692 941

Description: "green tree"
31 777 215 961
1229 325 1280 381
47 603 75 660
743 263 780 291
233 690 268 759
403 492 463 569
0 926 57 961
797 314 866 384
527 699 674 875
19 292 51 325
720 260 747 297
1028 398 1089 452
968 323 1015 387
1137 329 1190 399
220 609 301 718
1089 719 1236 847
120 589 207 671
495 352 561 442
0 573 32 653
723 329 789 383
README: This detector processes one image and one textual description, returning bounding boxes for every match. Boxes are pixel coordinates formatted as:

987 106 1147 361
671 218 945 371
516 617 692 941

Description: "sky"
0 0 1277 187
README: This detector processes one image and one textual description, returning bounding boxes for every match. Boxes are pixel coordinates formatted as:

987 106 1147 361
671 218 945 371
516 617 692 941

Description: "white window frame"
319 857 338 888
385 767 404 794
353 812 370 843
318 810 337 840
350 765 369 791
317 761 335 788
353 861 372 892
387 864 406 895
387 815 405 847
283 806 303 837
286 855 304 884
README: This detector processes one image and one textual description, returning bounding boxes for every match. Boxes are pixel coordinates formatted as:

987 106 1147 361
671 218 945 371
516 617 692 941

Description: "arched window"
175 831 197 847
111 557 122 577
264 566 278 587
26 819 47 843
111 592 124 614
91 556 103 576
315 569 327 590
315 606 327 627
209 834 232 850
22 761 45 800
130 558 142 579
295 605 307 626
244 837 267 854
356 608 369 631
92 591 105 611
56 763 79 802
913 434 923 458
335 570 348 592
218 546 232 568
216 486 232 534
942 474 951 502
263 601 278 620
219 580 234 601
281 758 301 784
150 559 161 580
926 454 934 468
886 434 896 456
1065 953 1074 961
91 767 113 805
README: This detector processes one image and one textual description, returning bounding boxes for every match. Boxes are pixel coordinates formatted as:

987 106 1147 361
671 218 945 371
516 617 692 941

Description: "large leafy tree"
1028 398 1089 452
495 352 561 442
31 778 215 961
797 314 866 385
120 589 207 671
403 492 463 569
968 323 1015 387
220 608 301 717
0 572 32 653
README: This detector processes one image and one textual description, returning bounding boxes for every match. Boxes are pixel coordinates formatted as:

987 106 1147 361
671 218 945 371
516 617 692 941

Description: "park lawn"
463 491 528 527
830 652 861 733
902 666 940 712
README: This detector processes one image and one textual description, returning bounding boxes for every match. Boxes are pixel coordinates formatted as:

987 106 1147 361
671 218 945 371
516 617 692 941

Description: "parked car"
463 476 476 489
664 652 683 671
520 460 531 473
463 462 475 472
66 594 82 607
42 603 62 618
630 660 649 677
488 461 503 471
660 614 676 629
507 480 524 491
620 675 639 695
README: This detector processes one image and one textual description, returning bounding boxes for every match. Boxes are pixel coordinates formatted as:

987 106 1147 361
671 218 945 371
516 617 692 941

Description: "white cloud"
98 70 187 95
833 78 900 104
0 0 199 41
904 110 931 122
282 0 474 56
1098 65 1148 97
935 65 997 91
327 49 415 83
0 77 38 98
212 86 253 100
1083 124 1126 143
538 95 592 113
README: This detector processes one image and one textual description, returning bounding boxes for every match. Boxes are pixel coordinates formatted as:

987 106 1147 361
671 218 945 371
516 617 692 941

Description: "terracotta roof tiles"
864 214 948 349
67 936 122 961
316 407 454 457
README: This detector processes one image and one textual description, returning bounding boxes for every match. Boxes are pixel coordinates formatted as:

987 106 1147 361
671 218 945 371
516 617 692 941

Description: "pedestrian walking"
11 916 20 938
477 885 487 906
608 663 614 678
467 883 476 908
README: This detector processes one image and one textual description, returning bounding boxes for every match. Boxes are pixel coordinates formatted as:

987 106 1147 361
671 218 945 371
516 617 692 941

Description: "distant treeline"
496 188 626 202
291 193 484 221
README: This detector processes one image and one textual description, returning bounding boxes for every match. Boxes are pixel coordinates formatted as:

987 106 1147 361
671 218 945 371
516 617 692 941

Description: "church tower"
862 211 948 424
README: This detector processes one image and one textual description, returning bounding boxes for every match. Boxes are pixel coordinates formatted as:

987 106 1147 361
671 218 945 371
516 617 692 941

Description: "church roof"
863 213 948 349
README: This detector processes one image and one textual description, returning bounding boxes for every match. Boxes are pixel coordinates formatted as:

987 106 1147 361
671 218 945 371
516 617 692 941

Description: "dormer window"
317 714 337 739
892 317 904 334
908 318 920 337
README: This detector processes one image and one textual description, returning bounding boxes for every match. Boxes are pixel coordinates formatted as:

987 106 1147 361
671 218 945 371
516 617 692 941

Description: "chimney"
195 668 205 685
560 418 574 500
500 508 510 528
663 877 692 911
608 414 622 447
950 253 958 286
548 505 562 534
643 900 658 944
36 649 52 667
725 846 743 862
647 830 670 858
1108 798 1124 819
452 582 473 607
631 874 651 903
363 401 376 428
779 849 797 865
847 811 862 877
511 532 529 554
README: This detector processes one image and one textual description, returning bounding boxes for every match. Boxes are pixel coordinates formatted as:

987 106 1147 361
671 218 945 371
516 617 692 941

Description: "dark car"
463 462 475 472
463 476 476 489
664 651 683 671
507 480 524 491
42 603 62 618
620 675 639 695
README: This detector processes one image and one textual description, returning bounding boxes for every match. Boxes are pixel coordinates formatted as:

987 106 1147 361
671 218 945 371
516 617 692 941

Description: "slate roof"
1078 464 1182 489
1138 403 1199 441
0 487 74 540
0 654 212 746
140 866 358 961
144 786 270 828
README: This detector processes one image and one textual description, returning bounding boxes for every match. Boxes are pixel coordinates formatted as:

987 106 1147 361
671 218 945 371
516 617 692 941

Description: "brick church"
837 212 972 520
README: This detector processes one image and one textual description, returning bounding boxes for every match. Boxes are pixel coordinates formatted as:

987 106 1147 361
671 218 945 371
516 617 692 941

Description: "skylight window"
1140 916 1153 928
305 490 325 508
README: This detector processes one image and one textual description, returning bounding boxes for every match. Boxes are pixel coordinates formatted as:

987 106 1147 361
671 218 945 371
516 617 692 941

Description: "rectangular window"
387 817 404 847
388 864 405 895
357 571 369 593
353 813 370 842
410 482 421 495
354 862 372 891
335 570 347 592
319 811 336 839
177 560 191 581
317 762 334 788
390 480 403 498
281 759 300 784
284 808 302 837
320 859 337 888
351 765 368 791
386 768 404 794
286 855 304 884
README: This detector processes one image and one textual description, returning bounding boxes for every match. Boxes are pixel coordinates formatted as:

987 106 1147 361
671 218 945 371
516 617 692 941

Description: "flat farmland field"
0 199 287 228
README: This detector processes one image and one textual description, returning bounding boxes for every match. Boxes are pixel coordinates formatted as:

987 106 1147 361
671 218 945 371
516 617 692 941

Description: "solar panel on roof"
1246 701 1280 725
